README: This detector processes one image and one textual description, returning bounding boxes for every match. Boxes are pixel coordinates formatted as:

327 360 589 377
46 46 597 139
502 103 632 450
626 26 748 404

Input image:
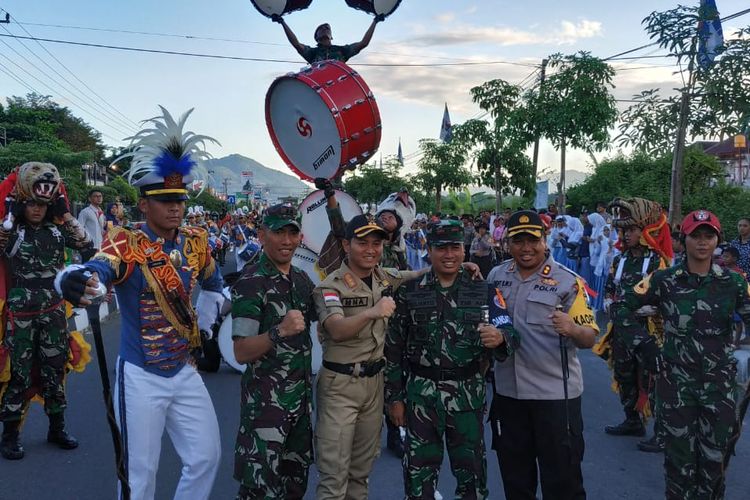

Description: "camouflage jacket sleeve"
61 216 94 251
326 203 346 239
385 284 409 404
487 285 519 362
623 271 662 310
604 254 619 299
231 274 264 339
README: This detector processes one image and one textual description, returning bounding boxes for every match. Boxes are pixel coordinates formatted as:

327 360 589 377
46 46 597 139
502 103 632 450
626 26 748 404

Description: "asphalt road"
1 258 749 499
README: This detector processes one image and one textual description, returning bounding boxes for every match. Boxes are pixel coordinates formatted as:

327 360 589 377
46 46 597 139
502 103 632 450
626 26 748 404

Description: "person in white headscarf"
592 224 618 311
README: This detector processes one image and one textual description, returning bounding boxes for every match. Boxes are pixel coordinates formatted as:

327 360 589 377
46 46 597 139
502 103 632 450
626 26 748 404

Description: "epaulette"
179 225 208 239
383 268 402 279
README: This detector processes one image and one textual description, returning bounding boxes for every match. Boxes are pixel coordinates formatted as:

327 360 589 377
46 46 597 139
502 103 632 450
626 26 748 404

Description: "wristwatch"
268 325 282 344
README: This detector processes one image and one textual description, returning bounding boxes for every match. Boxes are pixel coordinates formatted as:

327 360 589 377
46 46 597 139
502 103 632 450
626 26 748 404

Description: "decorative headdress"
113 106 219 201
608 197 673 262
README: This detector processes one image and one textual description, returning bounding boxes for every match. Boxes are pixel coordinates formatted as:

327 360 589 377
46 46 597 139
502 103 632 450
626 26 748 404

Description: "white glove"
634 305 658 317
602 298 613 316
196 290 224 338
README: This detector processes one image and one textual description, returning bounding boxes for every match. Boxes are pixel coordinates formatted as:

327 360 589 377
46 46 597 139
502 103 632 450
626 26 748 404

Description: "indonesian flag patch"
323 291 340 303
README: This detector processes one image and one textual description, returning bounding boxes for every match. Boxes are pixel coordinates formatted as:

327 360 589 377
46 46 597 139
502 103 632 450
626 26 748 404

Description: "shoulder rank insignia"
343 272 357 289
541 264 552 276
508 262 516 272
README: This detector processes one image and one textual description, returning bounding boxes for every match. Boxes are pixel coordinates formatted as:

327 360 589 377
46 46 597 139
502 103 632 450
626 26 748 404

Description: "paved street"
1 270 749 499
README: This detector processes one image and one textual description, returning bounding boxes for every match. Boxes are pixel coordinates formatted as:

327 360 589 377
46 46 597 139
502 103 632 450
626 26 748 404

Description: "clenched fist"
279 310 305 337
369 296 396 319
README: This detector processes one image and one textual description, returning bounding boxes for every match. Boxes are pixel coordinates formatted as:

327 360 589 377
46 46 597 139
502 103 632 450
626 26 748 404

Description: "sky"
0 0 748 189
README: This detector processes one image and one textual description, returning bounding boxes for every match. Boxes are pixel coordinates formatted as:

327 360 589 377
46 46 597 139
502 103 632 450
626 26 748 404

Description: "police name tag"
341 297 368 307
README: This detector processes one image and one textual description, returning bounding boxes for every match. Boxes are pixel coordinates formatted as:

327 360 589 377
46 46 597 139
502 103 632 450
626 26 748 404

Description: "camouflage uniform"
0 217 92 421
386 263 517 499
231 252 317 500
625 261 750 499
382 240 408 270
605 248 667 424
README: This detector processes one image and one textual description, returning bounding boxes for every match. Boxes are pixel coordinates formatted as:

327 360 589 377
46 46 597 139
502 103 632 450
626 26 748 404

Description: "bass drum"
344 0 401 18
266 60 381 181
292 245 323 286
218 313 246 374
249 0 313 18
298 189 362 254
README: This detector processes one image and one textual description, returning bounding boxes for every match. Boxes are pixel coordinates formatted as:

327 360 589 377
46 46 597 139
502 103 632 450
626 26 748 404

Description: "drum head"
218 313 246 373
292 246 323 286
267 77 342 181
299 189 363 254
249 0 312 17
345 0 402 17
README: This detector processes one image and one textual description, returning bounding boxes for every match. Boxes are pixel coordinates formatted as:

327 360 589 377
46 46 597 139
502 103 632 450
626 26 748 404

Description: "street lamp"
736 134 747 185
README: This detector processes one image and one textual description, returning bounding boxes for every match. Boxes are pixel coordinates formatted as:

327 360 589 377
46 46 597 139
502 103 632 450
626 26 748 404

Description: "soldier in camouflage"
385 220 518 500
624 210 750 500
0 193 94 460
602 199 670 448
231 203 317 500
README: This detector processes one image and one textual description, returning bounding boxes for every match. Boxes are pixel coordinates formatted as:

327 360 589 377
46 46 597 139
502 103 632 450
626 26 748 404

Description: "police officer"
623 210 750 500
313 214 422 500
231 203 317 499
486 210 598 500
385 220 518 500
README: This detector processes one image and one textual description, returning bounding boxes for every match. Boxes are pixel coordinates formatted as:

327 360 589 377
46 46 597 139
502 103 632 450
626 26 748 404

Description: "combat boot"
604 417 645 436
1 421 24 460
637 434 664 453
47 413 78 450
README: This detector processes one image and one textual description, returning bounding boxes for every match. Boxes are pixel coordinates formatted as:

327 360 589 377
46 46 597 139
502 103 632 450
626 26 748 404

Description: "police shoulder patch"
343 272 357 289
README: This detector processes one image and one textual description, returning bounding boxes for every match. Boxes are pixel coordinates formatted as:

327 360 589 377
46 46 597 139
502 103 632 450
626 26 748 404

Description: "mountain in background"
204 154 312 202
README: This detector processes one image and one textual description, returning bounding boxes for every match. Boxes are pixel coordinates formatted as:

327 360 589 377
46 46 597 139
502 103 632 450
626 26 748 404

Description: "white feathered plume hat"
113 106 219 201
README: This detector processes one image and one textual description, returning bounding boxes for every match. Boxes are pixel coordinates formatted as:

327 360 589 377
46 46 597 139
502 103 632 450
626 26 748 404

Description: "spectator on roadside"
730 217 750 276
470 222 493 277
579 210 593 284
462 214 475 262
77 188 105 250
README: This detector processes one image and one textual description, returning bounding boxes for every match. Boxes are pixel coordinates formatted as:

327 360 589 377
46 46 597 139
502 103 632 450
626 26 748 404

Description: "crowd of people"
2 110 749 500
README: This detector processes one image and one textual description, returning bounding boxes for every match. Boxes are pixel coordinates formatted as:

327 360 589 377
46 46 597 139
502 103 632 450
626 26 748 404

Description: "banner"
534 180 549 210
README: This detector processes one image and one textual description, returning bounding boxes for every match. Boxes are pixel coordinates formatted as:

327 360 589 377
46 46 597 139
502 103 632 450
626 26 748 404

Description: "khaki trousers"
315 366 383 500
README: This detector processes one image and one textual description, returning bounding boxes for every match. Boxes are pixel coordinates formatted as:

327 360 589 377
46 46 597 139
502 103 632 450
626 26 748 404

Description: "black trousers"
489 395 586 500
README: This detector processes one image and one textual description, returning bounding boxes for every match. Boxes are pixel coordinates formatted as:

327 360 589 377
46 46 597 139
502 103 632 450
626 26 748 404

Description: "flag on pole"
439 103 452 143
397 138 404 166
697 0 724 70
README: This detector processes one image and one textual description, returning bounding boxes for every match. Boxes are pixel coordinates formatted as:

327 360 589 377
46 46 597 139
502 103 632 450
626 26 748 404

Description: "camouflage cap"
427 220 464 246
262 203 300 231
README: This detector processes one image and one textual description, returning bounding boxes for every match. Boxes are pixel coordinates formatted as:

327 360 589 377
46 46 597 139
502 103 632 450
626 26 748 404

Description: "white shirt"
77 204 105 250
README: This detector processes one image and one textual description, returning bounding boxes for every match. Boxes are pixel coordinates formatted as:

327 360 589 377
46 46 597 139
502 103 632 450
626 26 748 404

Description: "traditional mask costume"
57 107 225 500
0 162 94 460
594 197 673 434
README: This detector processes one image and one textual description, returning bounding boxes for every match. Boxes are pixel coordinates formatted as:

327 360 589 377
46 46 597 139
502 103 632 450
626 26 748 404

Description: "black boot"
604 416 645 436
1 421 24 460
47 413 78 450
637 434 664 453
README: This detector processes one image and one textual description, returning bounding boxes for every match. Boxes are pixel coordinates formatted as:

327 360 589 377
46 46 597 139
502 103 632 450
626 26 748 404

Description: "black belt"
323 359 385 378
409 361 480 381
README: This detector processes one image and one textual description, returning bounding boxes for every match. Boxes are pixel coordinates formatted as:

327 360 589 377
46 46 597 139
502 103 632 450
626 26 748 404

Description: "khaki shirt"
313 262 419 364
486 255 599 400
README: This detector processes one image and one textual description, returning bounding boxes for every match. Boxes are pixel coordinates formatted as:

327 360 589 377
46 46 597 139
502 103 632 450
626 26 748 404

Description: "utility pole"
531 58 549 182
0 126 6 147
222 177 230 198
667 39 697 227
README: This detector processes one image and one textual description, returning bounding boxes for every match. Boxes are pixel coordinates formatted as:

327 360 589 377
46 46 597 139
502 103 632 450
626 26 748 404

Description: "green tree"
526 52 617 212
456 79 534 213
343 158 411 205
618 7 750 154
414 138 472 212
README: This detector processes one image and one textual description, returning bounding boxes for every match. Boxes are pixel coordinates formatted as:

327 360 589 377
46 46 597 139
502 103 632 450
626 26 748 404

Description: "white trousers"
114 359 221 500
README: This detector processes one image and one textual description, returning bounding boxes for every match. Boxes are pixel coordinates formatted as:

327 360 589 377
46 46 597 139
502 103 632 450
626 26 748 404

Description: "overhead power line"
0 32 538 68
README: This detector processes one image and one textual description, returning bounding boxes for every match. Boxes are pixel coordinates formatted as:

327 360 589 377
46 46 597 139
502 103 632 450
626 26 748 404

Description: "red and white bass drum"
298 189 362 254
249 0 313 18
345 0 402 18
266 60 381 181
